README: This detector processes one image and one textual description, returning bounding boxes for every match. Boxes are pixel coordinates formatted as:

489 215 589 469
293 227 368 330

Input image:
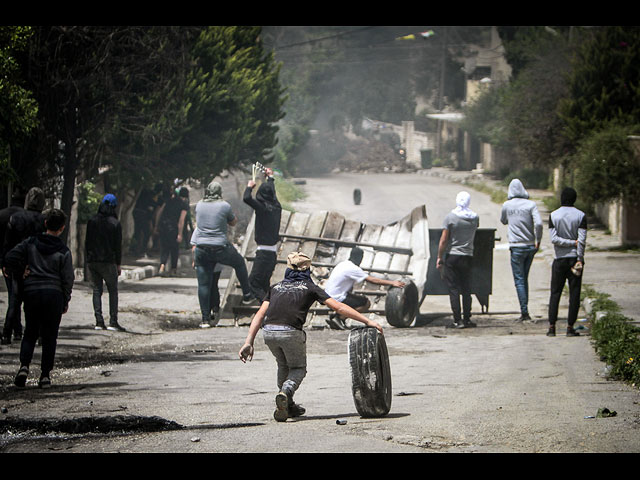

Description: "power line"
265 26 378 50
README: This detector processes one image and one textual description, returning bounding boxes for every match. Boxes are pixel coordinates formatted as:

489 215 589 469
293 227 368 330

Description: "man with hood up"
85 194 124 331
436 191 480 329
1 187 46 344
547 187 587 337
191 180 253 328
4 208 74 388
501 179 543 322
243 167 282 303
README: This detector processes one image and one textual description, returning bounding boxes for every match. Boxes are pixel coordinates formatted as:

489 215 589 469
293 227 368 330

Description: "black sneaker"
447 322 464 329
13 332 22 341
1 336 11 345
566 327 581 337
546 326 556 337
288 402 306 418
107 322 126 332
515 313 531 322
242 295 257 305
14 366 28 388
274 391 289 422
95 322 107 330
326 314 347 330
38 376 51 389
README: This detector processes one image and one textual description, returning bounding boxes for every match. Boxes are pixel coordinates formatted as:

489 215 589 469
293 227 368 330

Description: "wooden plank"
389 212 413 274
357 223 384 311
369 223 401 309
278 233 412 255
272 211 310 282
242 257 411 276
333 219 362 264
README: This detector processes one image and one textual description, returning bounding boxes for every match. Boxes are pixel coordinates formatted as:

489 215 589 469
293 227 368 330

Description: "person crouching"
239 251 383 422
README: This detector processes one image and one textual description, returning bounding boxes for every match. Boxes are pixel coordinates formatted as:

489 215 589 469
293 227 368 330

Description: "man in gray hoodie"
501 179 543 322
547 187 587 337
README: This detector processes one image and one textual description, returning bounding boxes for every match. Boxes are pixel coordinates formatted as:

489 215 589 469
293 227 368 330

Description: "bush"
502 168 550 190
77 182 103 224
585 286 640 387
573 124 640 205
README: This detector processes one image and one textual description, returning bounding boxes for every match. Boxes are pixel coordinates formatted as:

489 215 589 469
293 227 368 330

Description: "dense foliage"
464 26 640 206
0 26 285 237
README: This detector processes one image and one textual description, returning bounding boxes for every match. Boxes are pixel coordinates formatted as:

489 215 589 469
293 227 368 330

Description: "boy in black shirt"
239 252 383 422
4 208 74 389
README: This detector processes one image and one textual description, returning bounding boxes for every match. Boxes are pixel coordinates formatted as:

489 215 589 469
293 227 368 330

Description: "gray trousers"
263 328 307 399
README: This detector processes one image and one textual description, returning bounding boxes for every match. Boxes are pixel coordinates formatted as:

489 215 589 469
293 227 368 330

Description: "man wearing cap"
323 247 405 330
239 251 384 422
85 193 124 331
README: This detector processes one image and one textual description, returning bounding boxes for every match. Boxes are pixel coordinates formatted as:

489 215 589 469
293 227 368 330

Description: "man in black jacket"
4 208 74 388
85 194 124 331
243 167 282 303
1 187 45 344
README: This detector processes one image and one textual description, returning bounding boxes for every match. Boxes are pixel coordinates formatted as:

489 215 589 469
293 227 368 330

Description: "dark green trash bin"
423 228 497 313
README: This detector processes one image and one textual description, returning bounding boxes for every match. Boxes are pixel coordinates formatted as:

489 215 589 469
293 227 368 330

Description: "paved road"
0 170 639 453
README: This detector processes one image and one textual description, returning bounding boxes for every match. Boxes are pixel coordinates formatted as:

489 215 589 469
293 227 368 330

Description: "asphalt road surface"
1 171 639 453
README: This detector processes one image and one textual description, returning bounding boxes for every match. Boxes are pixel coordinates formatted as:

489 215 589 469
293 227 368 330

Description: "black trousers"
20 289 64 376
442 254 473 323
548 257 583 327
249 249 277 302
159 229 180 269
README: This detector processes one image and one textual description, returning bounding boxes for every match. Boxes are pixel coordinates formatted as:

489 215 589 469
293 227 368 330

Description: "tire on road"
353 188 362 205
384 279 419 328
348 327 392 418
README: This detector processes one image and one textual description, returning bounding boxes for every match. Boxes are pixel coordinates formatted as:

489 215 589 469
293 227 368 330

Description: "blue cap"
102 193 117 206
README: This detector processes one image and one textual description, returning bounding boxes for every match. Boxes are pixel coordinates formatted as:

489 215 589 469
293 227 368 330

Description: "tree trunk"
60 139 79 245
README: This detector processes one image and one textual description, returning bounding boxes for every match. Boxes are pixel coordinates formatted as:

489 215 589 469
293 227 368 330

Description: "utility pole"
435 26 448 159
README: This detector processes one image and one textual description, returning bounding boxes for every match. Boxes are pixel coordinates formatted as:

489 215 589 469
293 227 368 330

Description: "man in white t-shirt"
324 247 405 329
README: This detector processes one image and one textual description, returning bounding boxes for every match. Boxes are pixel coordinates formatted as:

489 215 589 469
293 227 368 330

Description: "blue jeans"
194 244 251 322
510 246 537 315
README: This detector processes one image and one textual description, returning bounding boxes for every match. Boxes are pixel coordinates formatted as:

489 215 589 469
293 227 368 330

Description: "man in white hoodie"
500 179 543 322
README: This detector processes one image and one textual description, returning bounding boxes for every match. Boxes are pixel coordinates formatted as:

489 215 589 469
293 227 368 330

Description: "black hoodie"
4 233 74 307
85 203 122 264
243 177 282 246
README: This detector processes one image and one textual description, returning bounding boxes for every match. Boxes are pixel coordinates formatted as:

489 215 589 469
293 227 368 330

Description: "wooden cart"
222 205 495 328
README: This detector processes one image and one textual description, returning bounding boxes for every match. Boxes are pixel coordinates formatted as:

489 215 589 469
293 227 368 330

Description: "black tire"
348 327 392 418
353 188 362 205
384 279 418 328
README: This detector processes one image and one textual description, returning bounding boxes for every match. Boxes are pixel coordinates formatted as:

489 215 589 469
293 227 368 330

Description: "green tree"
166 26 285 183
0 26 38 191
572 124 640 205
559 26 640 146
